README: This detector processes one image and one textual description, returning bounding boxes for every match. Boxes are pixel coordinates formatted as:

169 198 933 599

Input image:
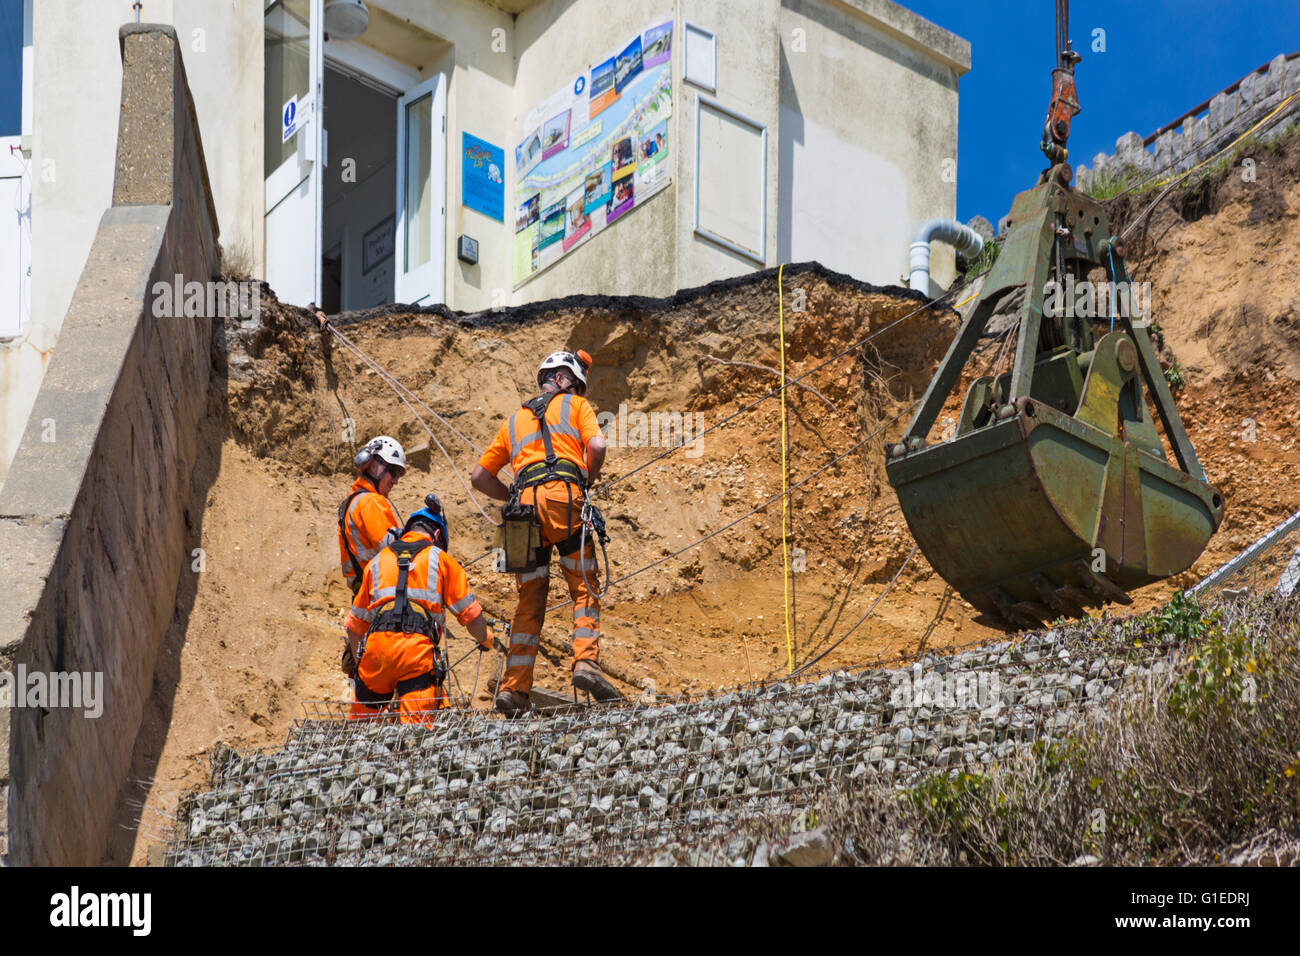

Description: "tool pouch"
500 499 542 573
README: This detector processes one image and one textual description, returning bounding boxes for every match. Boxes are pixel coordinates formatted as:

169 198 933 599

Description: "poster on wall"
642 21 672 68
614 35 643 93
542 109 572 160
513 21 674 287
588 56 618 120
462 133 505 221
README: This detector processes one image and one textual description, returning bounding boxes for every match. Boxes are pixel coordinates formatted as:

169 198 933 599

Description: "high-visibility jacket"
344 530 484 641
478 391 601 481
337 476 401 593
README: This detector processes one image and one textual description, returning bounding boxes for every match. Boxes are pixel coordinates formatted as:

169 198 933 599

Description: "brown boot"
572 660 622 702
494 689 531 717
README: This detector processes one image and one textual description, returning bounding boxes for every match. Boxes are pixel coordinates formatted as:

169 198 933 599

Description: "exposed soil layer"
119 134 1300 863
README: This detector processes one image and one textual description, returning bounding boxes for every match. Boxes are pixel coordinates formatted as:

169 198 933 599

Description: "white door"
264 0 323 308
394 74 446 306
0 138 31 338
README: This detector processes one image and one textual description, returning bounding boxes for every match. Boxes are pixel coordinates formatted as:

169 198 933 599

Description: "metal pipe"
908 218 984 294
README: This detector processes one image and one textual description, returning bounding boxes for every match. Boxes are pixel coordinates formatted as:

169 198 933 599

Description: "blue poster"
462 132 505 221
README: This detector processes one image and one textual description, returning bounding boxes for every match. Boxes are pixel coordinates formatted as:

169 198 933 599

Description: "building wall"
4 0 260 488
777 0 968 288
5 0 967 483
674 0 783 290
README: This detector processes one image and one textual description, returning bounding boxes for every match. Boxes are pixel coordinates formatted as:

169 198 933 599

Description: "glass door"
394 74 446 306
263 0 323 308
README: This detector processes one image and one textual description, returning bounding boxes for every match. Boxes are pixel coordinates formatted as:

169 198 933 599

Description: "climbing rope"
777 263 795 674
321 319 501 528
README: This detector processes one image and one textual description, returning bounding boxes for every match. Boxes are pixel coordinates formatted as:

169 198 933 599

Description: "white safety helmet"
355 435 407 476
537 349 592 391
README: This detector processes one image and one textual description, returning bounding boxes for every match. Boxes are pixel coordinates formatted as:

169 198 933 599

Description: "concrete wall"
0 25 219 865
777 0 968 288
1075 52 1300 195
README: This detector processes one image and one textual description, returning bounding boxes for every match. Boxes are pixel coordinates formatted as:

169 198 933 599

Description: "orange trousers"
349 630 447 726
501 480 600 694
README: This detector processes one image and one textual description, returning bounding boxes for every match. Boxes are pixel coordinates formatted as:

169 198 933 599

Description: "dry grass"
781 591 1300 865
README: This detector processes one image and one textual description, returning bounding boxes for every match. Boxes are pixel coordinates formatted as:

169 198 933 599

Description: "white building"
0 0 969 483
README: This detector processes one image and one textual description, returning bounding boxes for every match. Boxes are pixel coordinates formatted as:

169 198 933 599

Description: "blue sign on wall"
462 132 505 222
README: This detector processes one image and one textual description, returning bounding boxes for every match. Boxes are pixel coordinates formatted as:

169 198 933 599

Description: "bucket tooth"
1032 574 1084 617
1074 559 1133 605
1011 600 1055 628
1058 585 1101 609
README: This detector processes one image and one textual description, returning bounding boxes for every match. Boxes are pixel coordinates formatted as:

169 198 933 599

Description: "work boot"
572 660 622 702
494 689 531 717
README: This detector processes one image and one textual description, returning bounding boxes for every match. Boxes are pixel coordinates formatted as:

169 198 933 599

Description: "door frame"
393 72 447 306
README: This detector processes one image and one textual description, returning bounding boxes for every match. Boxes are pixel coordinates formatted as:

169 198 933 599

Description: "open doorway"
322 64 396 311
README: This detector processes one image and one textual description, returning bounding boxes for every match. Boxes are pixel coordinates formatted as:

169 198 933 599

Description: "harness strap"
338 489 367 593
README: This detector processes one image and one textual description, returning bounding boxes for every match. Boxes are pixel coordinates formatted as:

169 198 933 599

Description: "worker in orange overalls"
337 436 406 676
471 349 620 716
344 496 492 725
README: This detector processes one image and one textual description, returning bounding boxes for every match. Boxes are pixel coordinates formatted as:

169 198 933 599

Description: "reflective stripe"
518 565 550 583
572 627 598 640
346 494 384 563
352 606 375 622
448 594 475 614
366 554 383 586
512 430 541 458
507 415 520 459
373 586 397 602
506 654 537 669
550 396 581 441
406 587 443 605
574 606 599 623
509 632 541 648
560 554 596 571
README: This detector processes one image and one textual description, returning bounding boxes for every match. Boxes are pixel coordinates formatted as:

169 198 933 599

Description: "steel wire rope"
321 320 501 528
543 401 921 614
600 270 990 493
788 543 919 679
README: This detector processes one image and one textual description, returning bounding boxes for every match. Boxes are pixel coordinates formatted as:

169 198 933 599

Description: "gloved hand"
341 641 357 676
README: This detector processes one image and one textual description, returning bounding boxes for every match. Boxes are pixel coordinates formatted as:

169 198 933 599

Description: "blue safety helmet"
404 493 448 548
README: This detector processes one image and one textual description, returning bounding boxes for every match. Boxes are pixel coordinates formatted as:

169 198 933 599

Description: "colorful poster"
462 133 505 221
515 194 540 233
539 199 566 250
584 161 612 209
563 187 590 251
514 22 673 286
611 136 635 178
515 128 543 177
642 22 672 68
589 57 617 119
636 120 669 189
614 35 643 94
542 109 571 160
608 169 635 223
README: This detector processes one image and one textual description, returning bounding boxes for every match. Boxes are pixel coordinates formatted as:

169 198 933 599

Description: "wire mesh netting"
1192 508 1300 602
164 620 1181 866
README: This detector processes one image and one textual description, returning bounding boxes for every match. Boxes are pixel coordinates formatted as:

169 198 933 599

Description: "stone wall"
0 25 219 865
1075 52 1300 194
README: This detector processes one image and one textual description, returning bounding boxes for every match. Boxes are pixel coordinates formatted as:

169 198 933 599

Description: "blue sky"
903 0 1300 224
3 1 1295 221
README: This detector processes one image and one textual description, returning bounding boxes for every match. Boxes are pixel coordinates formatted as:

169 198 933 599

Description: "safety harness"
338 483 400 596
354 538 448 707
